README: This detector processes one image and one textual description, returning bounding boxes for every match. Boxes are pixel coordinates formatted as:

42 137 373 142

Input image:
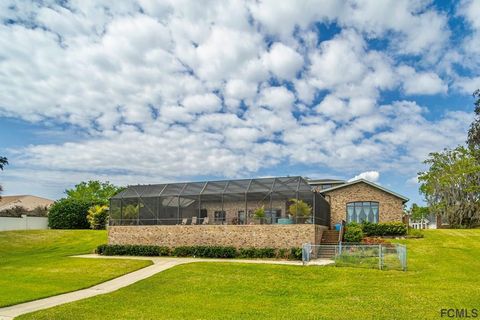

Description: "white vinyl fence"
0 215 48 231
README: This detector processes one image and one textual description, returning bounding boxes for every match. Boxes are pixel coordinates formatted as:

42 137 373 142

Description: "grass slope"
0 230 151 307
18 229 480 319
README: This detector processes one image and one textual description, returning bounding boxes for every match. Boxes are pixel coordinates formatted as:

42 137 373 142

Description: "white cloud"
397 65 448 95
349 171 380 183
454 76 480 94
0 0 474 199
263 42 304 80
182 93 222 113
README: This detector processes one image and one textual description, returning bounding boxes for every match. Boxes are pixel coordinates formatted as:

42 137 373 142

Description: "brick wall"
108 224 328 248
323 182 405 227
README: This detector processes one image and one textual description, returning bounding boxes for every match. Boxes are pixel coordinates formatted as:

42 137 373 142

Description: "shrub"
289 247 303 260
87 205 109 230
344 226 364 243
407 228 424 238
96 244 170 256
173 246 237 258
96 244 303 260
288 199 312 217
48 198 92 229
239 247 276 259
362 222 407 236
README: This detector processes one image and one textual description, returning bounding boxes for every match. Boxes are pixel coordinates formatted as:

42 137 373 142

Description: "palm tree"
0 156 8 199
0 157 7 171
288 199 312 217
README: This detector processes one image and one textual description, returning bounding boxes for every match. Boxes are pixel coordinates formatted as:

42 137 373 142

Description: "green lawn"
0 230 151 307
17 229 480 319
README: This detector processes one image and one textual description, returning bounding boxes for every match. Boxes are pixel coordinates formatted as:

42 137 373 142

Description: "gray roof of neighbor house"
112 176 313 200
0 195 54 211
306 178 346 185
319 179 409 203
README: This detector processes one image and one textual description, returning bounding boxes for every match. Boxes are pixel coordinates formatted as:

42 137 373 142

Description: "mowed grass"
0 230 151 307
18 229 480 319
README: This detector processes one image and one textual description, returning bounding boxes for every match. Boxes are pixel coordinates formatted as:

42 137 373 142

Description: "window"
265 209 281 224
214 210 226 223
346 202 379 223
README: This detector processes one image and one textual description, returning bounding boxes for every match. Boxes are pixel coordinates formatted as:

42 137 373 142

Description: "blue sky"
0 0 479 205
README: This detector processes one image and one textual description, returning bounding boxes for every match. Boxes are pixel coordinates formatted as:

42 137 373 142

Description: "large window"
346 202 379 223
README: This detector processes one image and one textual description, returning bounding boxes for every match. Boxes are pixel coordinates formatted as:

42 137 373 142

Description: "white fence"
0 215 48 231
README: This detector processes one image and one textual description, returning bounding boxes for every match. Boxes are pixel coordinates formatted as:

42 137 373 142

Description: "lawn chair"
191 217 197 225
181 218 188 225
202 217 209 225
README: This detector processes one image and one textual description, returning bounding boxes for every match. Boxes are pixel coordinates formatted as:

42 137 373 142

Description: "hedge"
96 244 170 256
361 222 407 236
96 244 302 260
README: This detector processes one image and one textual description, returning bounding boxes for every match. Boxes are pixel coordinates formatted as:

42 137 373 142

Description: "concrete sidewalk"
0 255 332 319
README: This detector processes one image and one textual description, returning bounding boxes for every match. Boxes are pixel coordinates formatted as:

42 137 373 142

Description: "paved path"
0 255 333 319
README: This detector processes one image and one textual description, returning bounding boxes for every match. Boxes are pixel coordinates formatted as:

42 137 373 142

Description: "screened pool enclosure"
110 176 330 226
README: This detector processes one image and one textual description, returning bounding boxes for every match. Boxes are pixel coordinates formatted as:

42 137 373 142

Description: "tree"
0 156 8 199
467 89 480 153
87 204 109 230
0 156 7 171
409 203 429 222
48 198 92 229
65 180 123 205
288 199 312 217
418 146 480 228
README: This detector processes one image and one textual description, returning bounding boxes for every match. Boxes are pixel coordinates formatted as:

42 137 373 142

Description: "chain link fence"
302 243 407 271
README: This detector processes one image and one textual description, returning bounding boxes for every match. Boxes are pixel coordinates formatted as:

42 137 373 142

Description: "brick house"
309 179 409 228
108 176 408 249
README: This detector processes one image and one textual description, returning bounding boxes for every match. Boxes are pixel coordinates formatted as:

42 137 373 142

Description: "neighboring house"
409 214 438 229
0 195 53 231
108 176 408 249
0 195 54 213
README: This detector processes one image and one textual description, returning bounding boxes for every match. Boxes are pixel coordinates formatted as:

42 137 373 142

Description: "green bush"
238 247 276 259
289 247 303 260
96 244 170 256
173 246 237 258
407 228 424 238
87 205 109 230
344 226 364 243
48 198 92 229
362 222 407 236
96 244 303 260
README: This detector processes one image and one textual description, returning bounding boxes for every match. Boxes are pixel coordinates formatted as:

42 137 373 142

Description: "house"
310 179 409 227
108 176 408 249
0 195 54 214
0 195 53 231
409 214 438 229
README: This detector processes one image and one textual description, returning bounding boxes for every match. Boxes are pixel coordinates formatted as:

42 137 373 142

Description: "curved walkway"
0 255 333 319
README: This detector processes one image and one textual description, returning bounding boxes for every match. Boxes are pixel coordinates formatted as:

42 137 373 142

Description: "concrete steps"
321 230 340 244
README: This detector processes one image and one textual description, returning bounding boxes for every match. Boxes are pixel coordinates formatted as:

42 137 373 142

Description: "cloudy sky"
0 0 479 204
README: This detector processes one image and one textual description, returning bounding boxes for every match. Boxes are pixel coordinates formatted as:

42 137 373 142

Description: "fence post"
302 243 311 265
378 244 383 270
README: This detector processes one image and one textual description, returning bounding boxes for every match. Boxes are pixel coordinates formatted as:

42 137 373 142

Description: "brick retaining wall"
108 224 328 248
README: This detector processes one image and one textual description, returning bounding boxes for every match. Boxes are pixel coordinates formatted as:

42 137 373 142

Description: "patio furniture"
191 217 197 225
181 218 188 225
277 218 293 224
202 217 209 225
